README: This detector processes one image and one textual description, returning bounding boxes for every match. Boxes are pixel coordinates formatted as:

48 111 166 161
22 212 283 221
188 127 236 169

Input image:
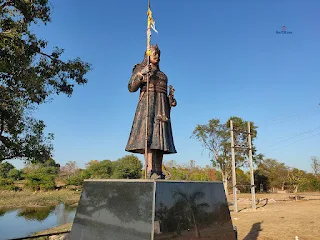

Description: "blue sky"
12 0 320 171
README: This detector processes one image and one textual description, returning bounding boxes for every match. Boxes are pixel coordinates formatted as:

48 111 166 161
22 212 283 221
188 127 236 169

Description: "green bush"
85 160 114 179
7 168 21 180
0 162 15 178
24 166 57 191
25 174 56 191
111 155 142 179
0 178 18 191
299 178 320 192
67 170 90 186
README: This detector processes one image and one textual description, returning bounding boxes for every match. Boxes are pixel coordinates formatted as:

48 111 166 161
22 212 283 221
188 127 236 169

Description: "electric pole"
247 122 256 210
230 120 238 213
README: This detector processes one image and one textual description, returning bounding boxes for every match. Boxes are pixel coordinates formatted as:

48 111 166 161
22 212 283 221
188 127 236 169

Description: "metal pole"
247 122 256 209
230 120 238 213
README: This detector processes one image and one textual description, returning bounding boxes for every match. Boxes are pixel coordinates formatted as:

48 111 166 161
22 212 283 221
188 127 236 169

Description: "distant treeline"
0 156 319 193
0 155 143 191
252 157 320 193
163 158 320 193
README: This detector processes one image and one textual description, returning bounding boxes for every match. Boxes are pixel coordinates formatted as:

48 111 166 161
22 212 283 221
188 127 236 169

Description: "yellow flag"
147 7 158 33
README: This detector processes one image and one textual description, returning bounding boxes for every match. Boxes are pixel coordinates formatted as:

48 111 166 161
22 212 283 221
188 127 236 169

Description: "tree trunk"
176 218 181 236
281 182 285 191
192 211 200 239
221 172 228 195
294 185 298 193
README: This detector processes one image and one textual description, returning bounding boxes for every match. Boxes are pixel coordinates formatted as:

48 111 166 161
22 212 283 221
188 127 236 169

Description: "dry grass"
0 189 80 209
229 193 320 240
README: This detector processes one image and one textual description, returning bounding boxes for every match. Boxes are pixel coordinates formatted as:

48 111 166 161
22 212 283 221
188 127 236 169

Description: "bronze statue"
126 44 177 179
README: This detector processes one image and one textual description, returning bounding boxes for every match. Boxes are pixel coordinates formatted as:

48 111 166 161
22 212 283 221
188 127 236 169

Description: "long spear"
144 0 151 179
145 0 158 179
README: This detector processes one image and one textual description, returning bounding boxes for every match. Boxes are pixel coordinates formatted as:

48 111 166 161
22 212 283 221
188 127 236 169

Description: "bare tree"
60 161 79 179
311 156 320 176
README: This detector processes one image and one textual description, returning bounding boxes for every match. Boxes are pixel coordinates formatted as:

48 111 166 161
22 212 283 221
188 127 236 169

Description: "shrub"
7 169 21 180
67 170 90 186
0 178 19 191
24 166 57 191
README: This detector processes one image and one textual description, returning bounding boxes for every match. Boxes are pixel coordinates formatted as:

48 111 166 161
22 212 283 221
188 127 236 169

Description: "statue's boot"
148 170 166 180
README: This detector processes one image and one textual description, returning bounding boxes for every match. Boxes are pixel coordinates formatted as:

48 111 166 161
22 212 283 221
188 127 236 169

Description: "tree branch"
38 51 64 64
200 135 215 154
0 0 13 9
0 154 23 161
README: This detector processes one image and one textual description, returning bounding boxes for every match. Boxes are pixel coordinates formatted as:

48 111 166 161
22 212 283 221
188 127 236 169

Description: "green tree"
164 160 216 181
257 158 289 191
7 168 20 180
85 160 114 179
0 161 15 178
288 168 306 193
0 0 91 163
299 173 320 192
43 158 59 168
112 155 142 179
85 160 100 168
192 117 261 194
23 164 57 191
254 169 269 192
236 169 250 193
67 169 90 186
0 177 16 190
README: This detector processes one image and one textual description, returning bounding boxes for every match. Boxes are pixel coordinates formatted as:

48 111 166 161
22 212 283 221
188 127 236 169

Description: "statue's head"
145 44 161 65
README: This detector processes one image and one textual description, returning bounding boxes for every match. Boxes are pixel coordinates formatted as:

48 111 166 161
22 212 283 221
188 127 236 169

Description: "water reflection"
0 209 6 217
70 181 154 240
154 182 236 240
0 203 76 240
17 206 55 221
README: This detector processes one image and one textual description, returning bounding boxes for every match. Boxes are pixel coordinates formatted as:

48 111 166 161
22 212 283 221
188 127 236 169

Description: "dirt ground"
228 193 320 240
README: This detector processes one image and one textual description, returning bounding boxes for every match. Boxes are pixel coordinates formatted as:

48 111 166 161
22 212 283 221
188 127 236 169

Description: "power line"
264 130 320 155
259 107 320 129
264 125 320 148
269 111 320 124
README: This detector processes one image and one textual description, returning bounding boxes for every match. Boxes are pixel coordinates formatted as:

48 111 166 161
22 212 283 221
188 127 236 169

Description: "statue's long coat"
125 64 177 154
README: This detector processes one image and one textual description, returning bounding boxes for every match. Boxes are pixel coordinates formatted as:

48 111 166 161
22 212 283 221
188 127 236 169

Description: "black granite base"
69 180 236 240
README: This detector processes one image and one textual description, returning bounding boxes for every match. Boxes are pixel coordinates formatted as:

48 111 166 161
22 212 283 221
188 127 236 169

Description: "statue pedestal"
70 179 236 240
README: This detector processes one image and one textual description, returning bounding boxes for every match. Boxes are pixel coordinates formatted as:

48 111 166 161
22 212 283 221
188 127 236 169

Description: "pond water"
0 203 76 240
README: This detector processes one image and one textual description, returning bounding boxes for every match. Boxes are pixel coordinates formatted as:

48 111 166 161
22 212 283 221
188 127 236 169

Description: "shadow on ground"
243 222 263 240
238 198 269 212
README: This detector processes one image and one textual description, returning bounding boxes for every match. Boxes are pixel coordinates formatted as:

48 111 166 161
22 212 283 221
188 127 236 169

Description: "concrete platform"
69 179 236 240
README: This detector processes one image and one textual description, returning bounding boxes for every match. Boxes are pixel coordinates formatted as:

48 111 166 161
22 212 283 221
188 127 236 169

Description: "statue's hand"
140 76 147 83
140 64 152 75
169 97 177 107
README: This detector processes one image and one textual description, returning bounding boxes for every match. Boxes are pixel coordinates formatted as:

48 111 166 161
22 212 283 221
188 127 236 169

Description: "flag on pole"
147 7 158 33
146 3 157 56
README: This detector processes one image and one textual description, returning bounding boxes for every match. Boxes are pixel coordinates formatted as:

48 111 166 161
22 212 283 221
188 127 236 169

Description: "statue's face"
149 48 160 64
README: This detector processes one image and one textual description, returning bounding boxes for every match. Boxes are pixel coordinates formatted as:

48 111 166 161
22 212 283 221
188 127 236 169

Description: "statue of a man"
125 44 177 179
